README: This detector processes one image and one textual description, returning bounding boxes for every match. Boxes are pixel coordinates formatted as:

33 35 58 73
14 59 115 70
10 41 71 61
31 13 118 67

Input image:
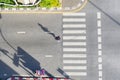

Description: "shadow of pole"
88 0 120 26
57 68 70 79
17 47 41 73
0 14 2 19
44 69 55 78
0 29 39 75
0 28 17 52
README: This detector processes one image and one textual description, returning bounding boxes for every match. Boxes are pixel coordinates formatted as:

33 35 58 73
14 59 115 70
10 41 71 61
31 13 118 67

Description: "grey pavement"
62 0 81 8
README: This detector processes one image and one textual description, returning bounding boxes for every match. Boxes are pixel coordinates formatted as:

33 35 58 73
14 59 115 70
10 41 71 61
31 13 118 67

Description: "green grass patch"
39 0 61 8
0 0 15 5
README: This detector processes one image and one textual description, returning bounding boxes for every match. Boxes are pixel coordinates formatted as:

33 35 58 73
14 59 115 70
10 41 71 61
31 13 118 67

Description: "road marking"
63 18 86 22
5 8 9 11
98 28 102 35
63 54 87 58
42 8 47 10
63 30 86 34
65 72 87 76
19 8 24 10
97 20 101 27
97 12 101 19
99 78 102 80
82 0 85 2
63 42 86 46
98 64 102 70
98 50 102 56
45 55 53 57
63 60 87 64
98 44 102 49
97 12 103 80
12 8 16 10
63 66 87 70
63 13 86 16
63 48 86 52
98 57 102 63
99 71 102 77
63 24 86 28
17 31 26 34
98 36 102 43
63 36 86 40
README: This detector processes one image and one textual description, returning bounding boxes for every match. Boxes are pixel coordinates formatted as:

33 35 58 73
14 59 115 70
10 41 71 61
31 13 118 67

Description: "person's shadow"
38 23 60 40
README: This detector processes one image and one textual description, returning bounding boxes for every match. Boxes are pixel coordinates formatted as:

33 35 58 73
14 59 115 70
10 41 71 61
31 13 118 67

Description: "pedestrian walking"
55 36 61 40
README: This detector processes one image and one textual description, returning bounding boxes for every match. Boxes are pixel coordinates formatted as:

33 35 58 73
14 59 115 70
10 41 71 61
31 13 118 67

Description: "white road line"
98 44 102 49
63 36 86 40
97 12 103 80
98 36 102 43
98 28 102 35
63 48 86 52
99 71 102 77
99 78 102 80
65 72 87 76
82 0 85 2
63 66 87 70
63 13 86 16
19 8 24 10
63 30 86 34
97 12 101 19
98 57 102 63
97 20 101 27
45 55 53 57
63 18 86 22
63 24 86 28
17 31 26 34
63 42 86 46
63 60 87 64
98 64 102 70
98 50 102 56
63 54 87 58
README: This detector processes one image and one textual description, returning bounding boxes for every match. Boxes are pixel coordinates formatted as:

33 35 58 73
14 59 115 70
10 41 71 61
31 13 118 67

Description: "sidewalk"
0 0 87 12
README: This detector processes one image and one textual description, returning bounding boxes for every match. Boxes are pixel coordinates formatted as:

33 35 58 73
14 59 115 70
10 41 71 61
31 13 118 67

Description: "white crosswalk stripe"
63 54 87 58
63 30 86 34
63 48 86 52
63 18 86 22
63 66 87 70
63 42 86 46
65 72 87 76
62 12 87 77
63 36 86 40
63 13 86 16
63 24 86 28
63 60 87 64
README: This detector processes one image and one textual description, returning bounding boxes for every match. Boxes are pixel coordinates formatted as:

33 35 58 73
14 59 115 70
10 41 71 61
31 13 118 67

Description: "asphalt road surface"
0 0 120 80
0 14 63 79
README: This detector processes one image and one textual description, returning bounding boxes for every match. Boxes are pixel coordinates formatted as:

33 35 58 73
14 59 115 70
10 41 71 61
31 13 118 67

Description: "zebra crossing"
62 12 87 77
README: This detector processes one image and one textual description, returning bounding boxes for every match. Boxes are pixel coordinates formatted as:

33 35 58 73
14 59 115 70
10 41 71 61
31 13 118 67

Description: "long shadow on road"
0 60 18 80
17 47 41 73
37 23 57 40
57 68 70 78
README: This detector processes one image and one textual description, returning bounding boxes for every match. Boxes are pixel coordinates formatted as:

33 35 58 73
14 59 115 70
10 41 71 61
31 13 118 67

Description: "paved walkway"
0 0 87 12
